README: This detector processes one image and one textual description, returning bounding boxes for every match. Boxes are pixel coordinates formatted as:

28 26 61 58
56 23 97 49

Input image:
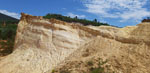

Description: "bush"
0 24 17 40
0 40 14 56
88 58 108 73
87 60 94 66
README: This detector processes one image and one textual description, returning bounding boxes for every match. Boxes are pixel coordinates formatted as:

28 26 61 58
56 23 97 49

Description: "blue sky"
0 0 150 27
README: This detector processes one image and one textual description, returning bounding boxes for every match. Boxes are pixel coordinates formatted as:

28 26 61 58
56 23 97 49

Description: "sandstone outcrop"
0 13 150 73
0 13 97 73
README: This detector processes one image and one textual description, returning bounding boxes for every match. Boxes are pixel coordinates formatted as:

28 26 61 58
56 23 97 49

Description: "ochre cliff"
0 13 150 73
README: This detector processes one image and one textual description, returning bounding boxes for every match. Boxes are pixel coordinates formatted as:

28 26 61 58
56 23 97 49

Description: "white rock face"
0 13 150 73
0 13 96 73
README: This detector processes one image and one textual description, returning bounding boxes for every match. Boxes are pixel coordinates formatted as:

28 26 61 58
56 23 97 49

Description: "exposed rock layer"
0 13 150 73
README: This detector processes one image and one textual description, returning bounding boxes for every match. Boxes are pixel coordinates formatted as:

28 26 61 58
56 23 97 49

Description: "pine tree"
75 16 78 19
94 19 97 22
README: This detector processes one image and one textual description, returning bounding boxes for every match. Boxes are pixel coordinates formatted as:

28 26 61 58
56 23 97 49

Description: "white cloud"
67 13 86 18
0 10 20 19
62 8 66 10
81 0 150 22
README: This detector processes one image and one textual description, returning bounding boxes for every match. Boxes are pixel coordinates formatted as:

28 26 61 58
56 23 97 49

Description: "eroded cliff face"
0 13 97 73
0 13 150 73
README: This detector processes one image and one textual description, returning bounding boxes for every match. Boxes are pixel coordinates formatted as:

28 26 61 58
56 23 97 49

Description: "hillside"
0 13 19 22
0 13 150 73
0 13 18 56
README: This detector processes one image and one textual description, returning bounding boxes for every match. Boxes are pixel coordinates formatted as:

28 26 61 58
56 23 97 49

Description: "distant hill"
0 13 19 22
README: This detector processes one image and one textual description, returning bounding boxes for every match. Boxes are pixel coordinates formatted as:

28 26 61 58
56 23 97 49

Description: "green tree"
74 16 78 19
94 19 97 22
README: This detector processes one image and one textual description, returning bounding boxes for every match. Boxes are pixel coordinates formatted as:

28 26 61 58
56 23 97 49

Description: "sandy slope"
51 23 150 73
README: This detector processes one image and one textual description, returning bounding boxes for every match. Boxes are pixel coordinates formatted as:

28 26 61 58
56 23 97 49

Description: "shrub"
0 24 17 40
89 58 108 73
0 40 14 56
87 60 94 66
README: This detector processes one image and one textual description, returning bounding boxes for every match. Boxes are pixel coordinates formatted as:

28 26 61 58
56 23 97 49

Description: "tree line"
43 14 109 26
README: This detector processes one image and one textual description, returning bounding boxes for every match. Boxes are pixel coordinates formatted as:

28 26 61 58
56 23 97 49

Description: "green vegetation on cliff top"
43 14 109 26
